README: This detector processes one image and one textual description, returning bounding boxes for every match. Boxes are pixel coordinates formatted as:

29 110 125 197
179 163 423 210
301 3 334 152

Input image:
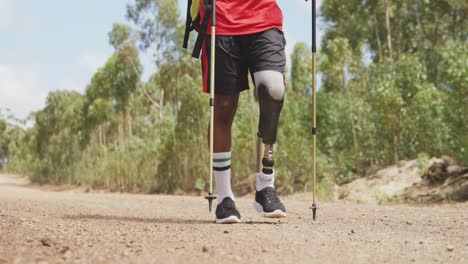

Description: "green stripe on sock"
213 157 231 162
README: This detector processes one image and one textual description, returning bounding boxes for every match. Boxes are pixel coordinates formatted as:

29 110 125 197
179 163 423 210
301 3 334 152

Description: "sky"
0 0 323 119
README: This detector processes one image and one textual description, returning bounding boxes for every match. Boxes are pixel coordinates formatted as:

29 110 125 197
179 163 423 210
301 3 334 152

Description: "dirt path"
0 174 467 264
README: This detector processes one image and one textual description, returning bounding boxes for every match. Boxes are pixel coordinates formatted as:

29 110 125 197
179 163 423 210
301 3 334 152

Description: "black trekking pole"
205 0 217 212
306 0 318 221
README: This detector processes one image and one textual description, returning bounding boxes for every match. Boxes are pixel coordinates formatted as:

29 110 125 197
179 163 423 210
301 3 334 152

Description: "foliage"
4 0 467 196
416 152 431 175
0 118 8 160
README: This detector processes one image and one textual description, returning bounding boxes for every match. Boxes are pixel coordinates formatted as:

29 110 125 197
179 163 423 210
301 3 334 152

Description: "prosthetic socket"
254 71 285 175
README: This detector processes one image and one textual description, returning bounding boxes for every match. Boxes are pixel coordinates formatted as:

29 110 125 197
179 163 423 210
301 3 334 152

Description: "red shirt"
200 0 283 35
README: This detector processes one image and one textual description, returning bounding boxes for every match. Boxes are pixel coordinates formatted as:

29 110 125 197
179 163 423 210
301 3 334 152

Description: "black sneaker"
253 187 287 218
215 197 241 224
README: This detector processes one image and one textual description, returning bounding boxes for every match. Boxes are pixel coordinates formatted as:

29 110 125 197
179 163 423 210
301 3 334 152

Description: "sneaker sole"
253 201 287 218
216 215 241 224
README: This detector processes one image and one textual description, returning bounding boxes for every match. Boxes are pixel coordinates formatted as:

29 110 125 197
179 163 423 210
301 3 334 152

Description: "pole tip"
208 199 213 212
205 193 217 213
310 203 318 221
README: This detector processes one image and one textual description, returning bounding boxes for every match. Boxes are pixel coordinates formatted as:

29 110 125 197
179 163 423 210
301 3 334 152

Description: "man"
199 0 287 224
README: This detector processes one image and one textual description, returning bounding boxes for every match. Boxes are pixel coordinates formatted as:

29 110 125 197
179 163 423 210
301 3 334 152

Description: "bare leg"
208 93 240 152
208 93 240 212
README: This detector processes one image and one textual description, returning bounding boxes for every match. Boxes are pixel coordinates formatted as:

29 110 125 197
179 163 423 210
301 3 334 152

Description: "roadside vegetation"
1 0 466 195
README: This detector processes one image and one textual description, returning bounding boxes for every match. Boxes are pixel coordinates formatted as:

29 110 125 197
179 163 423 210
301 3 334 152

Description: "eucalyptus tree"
126 0 183 118
82 24 143 147
82 68 113 147
290 43 312 94
110 23 143 143
126 0 180 67
440 42 468 163
34 91 85 182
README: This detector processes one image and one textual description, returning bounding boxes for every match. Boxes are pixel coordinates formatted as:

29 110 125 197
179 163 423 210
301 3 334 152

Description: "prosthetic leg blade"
205 193 217 212
310 203 318 221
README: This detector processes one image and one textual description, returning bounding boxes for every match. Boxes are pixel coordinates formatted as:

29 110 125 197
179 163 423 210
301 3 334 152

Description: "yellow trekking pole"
205 0 217 212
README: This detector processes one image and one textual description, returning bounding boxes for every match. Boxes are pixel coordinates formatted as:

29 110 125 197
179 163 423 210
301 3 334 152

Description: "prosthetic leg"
258 89 283 174
253 71 287 218
254 71 285 179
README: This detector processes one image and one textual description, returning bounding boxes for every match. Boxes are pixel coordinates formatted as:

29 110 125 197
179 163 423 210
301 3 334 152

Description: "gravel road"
0 174 467 263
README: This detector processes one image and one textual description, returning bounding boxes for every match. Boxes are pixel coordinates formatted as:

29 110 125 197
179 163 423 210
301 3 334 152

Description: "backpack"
183 0 212 59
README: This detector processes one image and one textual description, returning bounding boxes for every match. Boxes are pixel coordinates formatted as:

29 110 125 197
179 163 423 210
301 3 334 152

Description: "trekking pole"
205 0 217 212
306 0 318 221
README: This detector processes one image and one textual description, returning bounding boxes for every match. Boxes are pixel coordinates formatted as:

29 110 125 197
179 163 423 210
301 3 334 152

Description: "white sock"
256 170 275 191
213 152 234 205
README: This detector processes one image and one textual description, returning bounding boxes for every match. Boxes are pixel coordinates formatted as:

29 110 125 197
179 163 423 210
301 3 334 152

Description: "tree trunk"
434 11 441 85
384 0 393 61
373 13 383 62
129 115 133 139
437 125 443 155
175 69 179 119
392 126 399 163
119 111 125 147
98 124 103 146
160 89 165 120
126 110 133 141
461 8 465 41
344 67 359 167
102 123 107 145
414 0 426 70
90 129 96 147
155 22 161 69
123 110 127 145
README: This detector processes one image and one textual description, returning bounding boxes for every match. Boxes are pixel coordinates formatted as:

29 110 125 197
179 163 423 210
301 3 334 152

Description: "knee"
254 71 285 101
265 81 285 101
214 96 238 125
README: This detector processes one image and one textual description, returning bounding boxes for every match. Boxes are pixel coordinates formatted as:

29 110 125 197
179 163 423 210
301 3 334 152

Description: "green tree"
0 118 8 161
440 42 468 163
290 43 312 94
34 91 85 183
126 0 180 67
126 0 182 118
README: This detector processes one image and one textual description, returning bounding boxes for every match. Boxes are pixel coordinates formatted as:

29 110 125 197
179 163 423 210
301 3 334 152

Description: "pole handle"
312 0 317 53
212 0 216 26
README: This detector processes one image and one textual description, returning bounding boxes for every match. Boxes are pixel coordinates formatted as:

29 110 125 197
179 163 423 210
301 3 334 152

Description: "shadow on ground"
63 214 282 225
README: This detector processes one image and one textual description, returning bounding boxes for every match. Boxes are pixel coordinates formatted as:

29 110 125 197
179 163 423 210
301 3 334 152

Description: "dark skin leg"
208 93 240 152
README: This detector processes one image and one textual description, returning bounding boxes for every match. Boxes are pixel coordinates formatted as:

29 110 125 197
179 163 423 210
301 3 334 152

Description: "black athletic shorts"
201 28 286 94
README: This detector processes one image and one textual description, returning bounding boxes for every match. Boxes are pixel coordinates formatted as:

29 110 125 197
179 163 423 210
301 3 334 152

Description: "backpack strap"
183 0 193 49
191 0 212 58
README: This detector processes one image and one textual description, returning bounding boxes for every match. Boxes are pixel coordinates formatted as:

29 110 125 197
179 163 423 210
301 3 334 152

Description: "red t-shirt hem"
200 0 283 36
210 26 283 36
